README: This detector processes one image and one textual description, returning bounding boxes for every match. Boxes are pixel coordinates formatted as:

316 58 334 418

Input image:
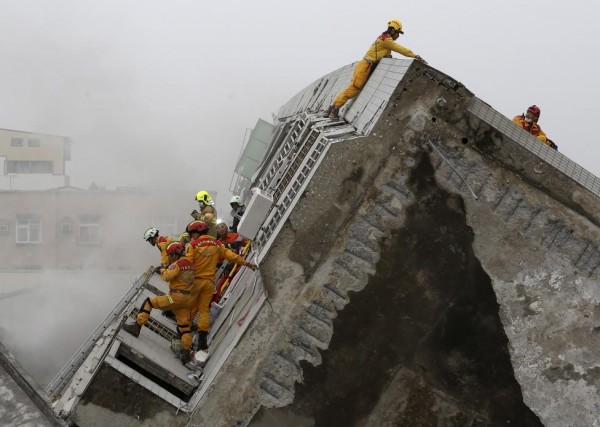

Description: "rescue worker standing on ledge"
185 220 257 350
191 190 218 237
324 19 427 120
123 242 197 364
513 105 557 150
144 227 173 268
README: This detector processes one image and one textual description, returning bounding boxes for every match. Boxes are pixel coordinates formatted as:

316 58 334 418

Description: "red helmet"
187 220 208 234
526 105 541 121
166 242 185 256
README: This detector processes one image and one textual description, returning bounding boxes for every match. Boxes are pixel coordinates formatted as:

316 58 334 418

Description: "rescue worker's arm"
536 127 548 143
158 237 174 266
184 242 195 260
380 38 416 59
160 262 181 282
219 246 258 270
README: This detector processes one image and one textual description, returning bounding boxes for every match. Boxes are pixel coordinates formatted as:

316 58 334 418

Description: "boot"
323 105 333 118
197 331 208 351
180 349 192 364
122 322 142 338
329 106 340 119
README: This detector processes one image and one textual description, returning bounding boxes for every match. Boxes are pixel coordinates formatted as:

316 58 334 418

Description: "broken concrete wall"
191 62 600 426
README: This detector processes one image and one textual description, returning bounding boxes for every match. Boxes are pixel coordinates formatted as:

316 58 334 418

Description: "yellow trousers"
189 278 215 333
333 60 373 108
136 291 197 350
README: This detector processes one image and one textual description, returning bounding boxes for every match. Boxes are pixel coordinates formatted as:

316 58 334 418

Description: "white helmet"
144 227 159 241
230 195 244 206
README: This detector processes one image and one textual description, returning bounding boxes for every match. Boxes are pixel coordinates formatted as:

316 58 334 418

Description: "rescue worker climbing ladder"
123 242 198 364
185 220 257 351
144 227 174 267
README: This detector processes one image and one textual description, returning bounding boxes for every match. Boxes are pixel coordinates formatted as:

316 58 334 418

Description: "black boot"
323 105 333 118
197 331 208 351
122 322 142 337
329 106 340 119
180 349 192 364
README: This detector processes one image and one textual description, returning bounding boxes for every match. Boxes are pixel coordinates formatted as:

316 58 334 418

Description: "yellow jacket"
192 205 218 237
185 235 250 281
512 115 550 146
159 258 195 291
157 236 174 266
364 33 416 63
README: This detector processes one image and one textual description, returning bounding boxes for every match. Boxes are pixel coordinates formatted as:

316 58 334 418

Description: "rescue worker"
191 190 218 237
324 19 427 119
144 227 173 268
512 105 557 150
216 222 246 253
229 195 246 233
214 222 250 302
185 220 257 350
122 242 197 364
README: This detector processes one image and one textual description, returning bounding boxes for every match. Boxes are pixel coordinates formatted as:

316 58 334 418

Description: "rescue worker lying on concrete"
185 220 257 350
229 195 246 233
144 227 174 268
513 105 557 150
324 19 427 120
123 242 198 364
191 190 218 237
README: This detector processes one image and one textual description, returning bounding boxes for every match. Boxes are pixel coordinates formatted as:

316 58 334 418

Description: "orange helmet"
166 242 185 256
187 220 208 234
526 105 541 121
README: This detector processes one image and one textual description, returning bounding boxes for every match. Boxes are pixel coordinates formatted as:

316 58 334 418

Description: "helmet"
526 105 541 121
187 220 208 234
230 195 243 206
388 19 404 34
144 227 159 241
166 242 185 256
195 190 214 205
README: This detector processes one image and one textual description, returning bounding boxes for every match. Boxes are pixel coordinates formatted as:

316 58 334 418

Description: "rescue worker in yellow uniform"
191 190 218 237
324 19 427 119
513 105 556 149
144 227 174 267
185 220 257 350
122 242 197 364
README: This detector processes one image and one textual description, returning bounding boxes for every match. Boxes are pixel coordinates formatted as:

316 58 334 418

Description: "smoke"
0 270 140 387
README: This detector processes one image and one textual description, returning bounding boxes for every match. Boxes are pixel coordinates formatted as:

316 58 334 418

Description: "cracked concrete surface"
190 64 600 426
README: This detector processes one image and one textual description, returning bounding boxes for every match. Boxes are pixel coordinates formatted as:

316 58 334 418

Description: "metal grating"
130 308 178 343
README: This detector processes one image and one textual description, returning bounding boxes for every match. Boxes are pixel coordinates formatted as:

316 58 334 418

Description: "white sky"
1 0 598 203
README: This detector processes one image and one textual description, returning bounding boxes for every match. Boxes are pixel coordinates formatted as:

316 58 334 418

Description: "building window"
6 160 53 174
16 215 42 244
79 216 101 244
27 138 41 147
151 216 179 237
10 138 23 147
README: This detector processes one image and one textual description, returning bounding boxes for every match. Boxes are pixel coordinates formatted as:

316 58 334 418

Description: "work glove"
415 55 428 65
153 266 163 275
384 54 392 58
246 263 258 271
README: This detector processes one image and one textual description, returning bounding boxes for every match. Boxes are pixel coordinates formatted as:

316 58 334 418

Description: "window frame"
15 215 42 244
78 215 102 245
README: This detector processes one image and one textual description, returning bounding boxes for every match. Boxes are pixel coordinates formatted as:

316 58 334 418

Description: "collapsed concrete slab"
191 59 600 426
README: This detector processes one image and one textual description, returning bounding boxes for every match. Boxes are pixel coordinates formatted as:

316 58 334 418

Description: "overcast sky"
0 0 598 205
